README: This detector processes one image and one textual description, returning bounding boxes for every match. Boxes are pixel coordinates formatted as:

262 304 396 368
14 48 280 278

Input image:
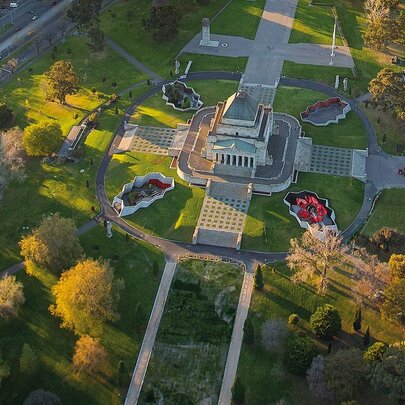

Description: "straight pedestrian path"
106 37 162 82
124 261 177 405
218 268 254 405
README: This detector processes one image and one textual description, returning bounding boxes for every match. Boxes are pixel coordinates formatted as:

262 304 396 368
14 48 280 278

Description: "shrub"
364 342 386 363
310 304 341 339
283 333 318 375
288 313 299 325
111 81 117 88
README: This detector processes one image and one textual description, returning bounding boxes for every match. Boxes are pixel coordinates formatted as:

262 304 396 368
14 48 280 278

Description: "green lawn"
106 153 205 242
140 259 243 404
289 0 403 94
0 98 131 271
282 60 355 90
359 103 405 155
289 0 343 46
242 173 364 252
177 53 248 74
237 262 403 404
0 35 149 271
1 36 145 134
211 0 266 39
131 80 239 128
274 87 367 149
0 225 163 404
100 0 229 77
363 189 405 236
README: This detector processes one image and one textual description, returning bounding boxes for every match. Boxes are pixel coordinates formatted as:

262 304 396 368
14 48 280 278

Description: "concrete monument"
175 60 180 75
343 77 348 91
106 220 113 238
335 75 339 90
199 18 219 48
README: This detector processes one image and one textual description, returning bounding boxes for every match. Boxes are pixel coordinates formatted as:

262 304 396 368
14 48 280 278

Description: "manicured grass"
177 53 248 73
290 0 343 46
106 153 205 242
274 86 367 149
140 259 243 404
132 80 239 128
100 0 229 77
237 262 403 404
0 224 164 404
362 189 405 236
282 60 355 89
242 173 364 252
211 0 266 39
0 99 130 271
359 103 405 155
1 36 145 134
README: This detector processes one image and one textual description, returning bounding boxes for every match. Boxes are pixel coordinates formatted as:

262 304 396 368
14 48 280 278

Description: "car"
14 26 21 31
31 15 38 20
28 10 34 14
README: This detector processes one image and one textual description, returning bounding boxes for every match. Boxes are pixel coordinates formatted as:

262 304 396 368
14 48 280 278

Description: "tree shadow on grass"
261 289 313 321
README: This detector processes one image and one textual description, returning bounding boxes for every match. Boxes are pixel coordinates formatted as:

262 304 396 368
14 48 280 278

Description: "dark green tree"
353 306 362 332
310 304 342 339
253 264 264 291
152 260 160 277
67 0 102 28
231 376 245 404
145 3 182 41
0 103 13 129
45 60 79 104
363 326 370 347
87 23 105 52
243 317 254 345
118 360 129 387
283 333 318 375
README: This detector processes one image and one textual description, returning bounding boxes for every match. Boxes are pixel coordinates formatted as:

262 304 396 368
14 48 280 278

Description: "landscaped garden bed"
139 259 243 404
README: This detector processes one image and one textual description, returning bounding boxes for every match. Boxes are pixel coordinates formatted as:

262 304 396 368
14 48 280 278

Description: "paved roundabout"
96 71 405 267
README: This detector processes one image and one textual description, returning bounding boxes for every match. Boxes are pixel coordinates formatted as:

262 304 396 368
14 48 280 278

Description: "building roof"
213 139 256 154
222 91 259 122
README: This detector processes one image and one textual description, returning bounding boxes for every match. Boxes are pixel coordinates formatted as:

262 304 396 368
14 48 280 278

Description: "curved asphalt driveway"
95 74 405 259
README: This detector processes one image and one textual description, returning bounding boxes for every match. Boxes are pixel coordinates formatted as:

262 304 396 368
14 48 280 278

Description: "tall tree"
350 249 390 306
325 348 366 402
363 326 370 347
310 304 342 339
87 23 105 52
253 264 264 290
353 306 362 332
22 121 62 156
45 60 79 104
67 0 102 28
287 229 347 295
49 259 124 335
0 275 25 320
388 254 405 280
369 69 405 121
0 103 13 130
231 375 245 405
145 3 182 41
380 278 405 323
306 355 333 400
369 342 405 403
20 213 82 275
73 335 108 373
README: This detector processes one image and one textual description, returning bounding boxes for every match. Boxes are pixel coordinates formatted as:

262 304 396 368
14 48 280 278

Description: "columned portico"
215 152 256 168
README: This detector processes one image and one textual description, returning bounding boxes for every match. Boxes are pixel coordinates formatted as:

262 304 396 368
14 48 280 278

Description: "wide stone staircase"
193 180 252 249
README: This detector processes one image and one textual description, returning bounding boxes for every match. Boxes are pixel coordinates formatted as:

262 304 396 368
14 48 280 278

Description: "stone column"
199 18 219 47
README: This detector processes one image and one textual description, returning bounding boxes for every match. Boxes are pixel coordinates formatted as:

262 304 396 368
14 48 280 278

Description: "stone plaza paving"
197 195 249 233
128 126 175 155
309 145 353 176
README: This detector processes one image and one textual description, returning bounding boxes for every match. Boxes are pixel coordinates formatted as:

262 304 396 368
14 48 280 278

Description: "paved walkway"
182 0 354 85
106 37 162 82
124 261 177 405
218 267 254 405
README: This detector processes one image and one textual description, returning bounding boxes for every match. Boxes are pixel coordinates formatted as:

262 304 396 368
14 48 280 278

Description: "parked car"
31 15 38 20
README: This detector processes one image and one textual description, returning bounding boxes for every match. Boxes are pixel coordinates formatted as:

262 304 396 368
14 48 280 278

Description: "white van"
10 2 19 7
